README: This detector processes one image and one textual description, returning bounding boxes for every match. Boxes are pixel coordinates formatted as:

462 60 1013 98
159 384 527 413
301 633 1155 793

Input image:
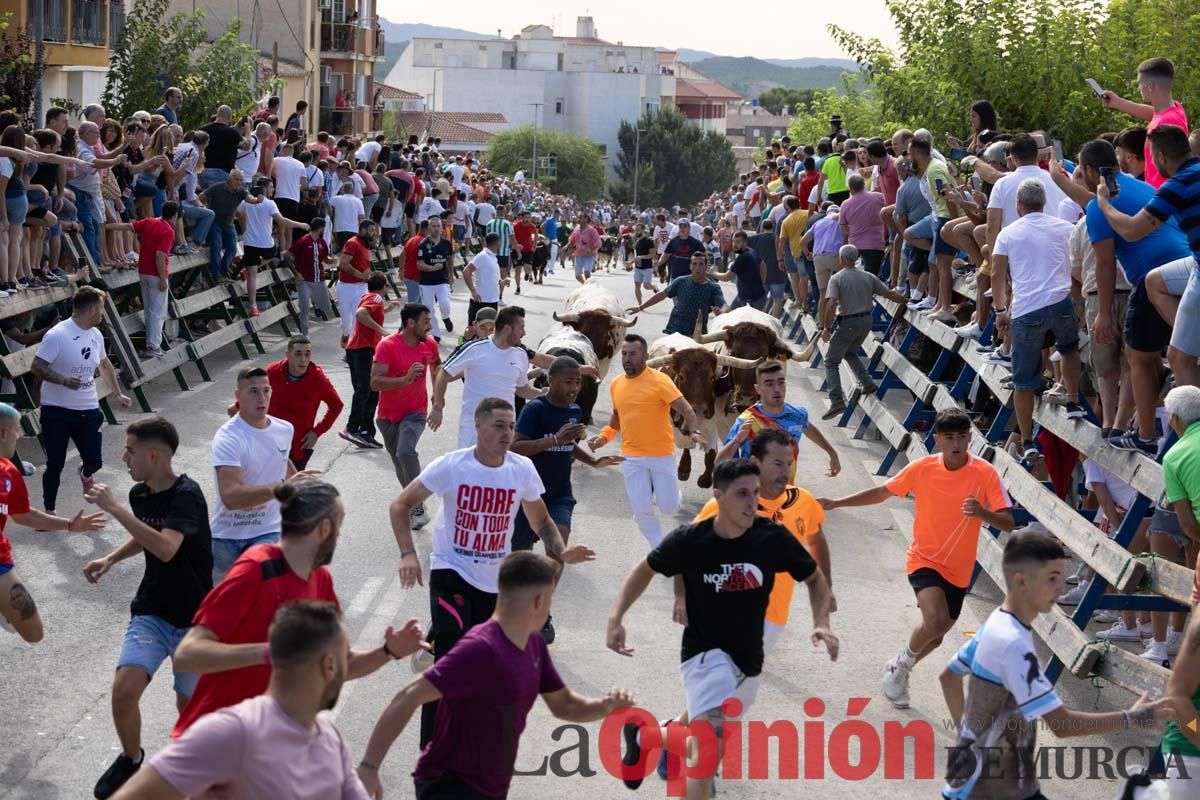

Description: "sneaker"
541 615 556 644
954 321 983 339
410 505 430 530
1063 402 1085 420
821 403 846 421
975 344 996 354
1093 609 1120 624
984 350 1012 365
18 460 35 477
1096 619 1143 641
443 317 454 333
249 307 261 318
908 296 935 312
860 382 879 395
410 647 434 673
94 750 143 798
1141 639 1170 665
338 429 371 448
621 721 645 790
882 656 911 708
79 464 95 494
0 288 11 299
1057 579 1091 606
1137 620 1154 639
1110 433 1156 457
358 432 384 449
1167 628 1184 656
1066 562 1089 585
137 348 163 360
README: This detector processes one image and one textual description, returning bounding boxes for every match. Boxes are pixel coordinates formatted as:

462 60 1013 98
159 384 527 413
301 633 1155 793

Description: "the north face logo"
702 563 764 592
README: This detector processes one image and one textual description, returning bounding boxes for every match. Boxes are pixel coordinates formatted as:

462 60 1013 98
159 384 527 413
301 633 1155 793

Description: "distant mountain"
675 48 719 62
765 57 859 71
687 56 856 99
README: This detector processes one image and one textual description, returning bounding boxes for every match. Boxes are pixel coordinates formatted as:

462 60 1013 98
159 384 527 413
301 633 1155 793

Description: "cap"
474 307 498 324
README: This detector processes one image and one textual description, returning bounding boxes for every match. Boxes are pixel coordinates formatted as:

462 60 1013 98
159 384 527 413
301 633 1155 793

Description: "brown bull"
552 308 637 380
697 314 804 411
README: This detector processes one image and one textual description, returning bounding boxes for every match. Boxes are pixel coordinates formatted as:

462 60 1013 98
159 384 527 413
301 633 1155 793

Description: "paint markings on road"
344 576 385 620
327 578 407 723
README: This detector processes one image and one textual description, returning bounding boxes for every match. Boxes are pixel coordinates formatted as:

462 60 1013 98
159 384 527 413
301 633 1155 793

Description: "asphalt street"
0 262 1159 799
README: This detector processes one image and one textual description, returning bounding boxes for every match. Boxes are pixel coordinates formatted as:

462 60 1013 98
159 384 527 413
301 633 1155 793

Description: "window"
320 65 332 84
433 42 443 49
503 52 516 69
557 53 564 71
555 99 563 114
332 0 344 22
753 128 761 137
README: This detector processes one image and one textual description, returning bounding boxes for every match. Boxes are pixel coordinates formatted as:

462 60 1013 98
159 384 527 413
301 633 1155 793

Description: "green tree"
757 87 817 116
608 161 659 207
180 21 277 131
613 108 736 208
103 0 205 121
786 74 906 147
0 15 47 129
487 126 606 200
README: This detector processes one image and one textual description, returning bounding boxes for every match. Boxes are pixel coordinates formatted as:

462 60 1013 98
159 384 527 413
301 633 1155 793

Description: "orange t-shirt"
885 453 1010 588
609 368 682 457
694 486 824 625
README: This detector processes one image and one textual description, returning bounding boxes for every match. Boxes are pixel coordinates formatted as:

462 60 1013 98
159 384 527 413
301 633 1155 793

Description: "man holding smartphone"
1096 57 1188 188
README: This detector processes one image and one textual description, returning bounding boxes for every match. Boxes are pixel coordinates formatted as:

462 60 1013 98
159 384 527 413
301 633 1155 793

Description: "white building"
384 16 675 177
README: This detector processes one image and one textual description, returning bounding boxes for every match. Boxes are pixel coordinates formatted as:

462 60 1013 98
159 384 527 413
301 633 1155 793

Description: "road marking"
345 576 385 620
327 578 408 723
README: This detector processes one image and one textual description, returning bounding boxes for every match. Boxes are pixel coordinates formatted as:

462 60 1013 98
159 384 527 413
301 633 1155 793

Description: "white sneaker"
911 296 935 312
1137 620 1154 639
1065 562 1089 585
410 505 430 530
882 656 911 708
954 322 983 339
1096 619 1142 640
1167 628 1184 656
1092 609 1120 624
1141 639 1170 664
1057 579 1090 606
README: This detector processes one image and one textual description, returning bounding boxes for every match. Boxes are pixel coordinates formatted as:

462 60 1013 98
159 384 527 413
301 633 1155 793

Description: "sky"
376 1 900 60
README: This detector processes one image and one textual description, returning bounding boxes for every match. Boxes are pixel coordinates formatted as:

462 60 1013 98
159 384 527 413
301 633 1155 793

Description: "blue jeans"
405 279 421 303
40 404 104 511
71 188 101 266
211 531 279 584
210 224 237 278
1011 296 1079 391
117 614 199 697
181 204 214 245
198 168 229 193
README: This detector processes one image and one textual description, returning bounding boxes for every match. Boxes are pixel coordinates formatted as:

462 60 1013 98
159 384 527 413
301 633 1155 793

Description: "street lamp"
529 102 544 181
633 128 646 209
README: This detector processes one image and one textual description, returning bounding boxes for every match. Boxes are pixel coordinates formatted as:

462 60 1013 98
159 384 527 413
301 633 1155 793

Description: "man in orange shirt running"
819 408 1013 709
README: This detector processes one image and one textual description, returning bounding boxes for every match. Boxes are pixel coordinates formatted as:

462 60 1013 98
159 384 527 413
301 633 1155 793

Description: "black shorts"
380 226 399 247
908 568 967 620
415 775 503 800
467 299 498 327
1125 277 1172 353
276 197 301 222
497 254 510 269
335 231 355 249
513 250 531 266
242 244 277 266
405 201 416 219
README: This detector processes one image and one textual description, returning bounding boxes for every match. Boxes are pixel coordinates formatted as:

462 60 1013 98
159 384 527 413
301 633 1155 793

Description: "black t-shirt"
647 516 815 676
633 235 654 267
750 232 784 285
665 236 706 281
730 250 766 301
129 474 213 629
31 161 58 193
417 237 453 285
200 122 243 172
515 397 582 500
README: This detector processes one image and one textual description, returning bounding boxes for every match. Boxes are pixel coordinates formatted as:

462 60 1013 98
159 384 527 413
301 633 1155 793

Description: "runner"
629 252 728 336
171 479 426 738
265 335 343 470
632 223 657 307
388 397 595 746
341 273 399 449
429 306 542 449
372 303 441 530
716 360 841 481
587 334 703 547
510 355 624 641
0 402 105 643
484 204 516 298
818 407 1013 708
462 232 504 330
82 417 212 799
416 220 454 342
941 532 1170 799
335 219 376 348
111 601 371 800
567 212 602 284
657 219 707 282
609 458 837 799
357 552 634 800
513 209 538 283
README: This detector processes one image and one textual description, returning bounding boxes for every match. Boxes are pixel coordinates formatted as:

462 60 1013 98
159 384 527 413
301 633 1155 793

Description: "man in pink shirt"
837 174 888 277
1101 56 1188 188
567 213 601 284
111 601 371 800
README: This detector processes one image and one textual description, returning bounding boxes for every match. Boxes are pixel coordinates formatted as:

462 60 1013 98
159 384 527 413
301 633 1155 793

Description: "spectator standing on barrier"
285 217 335 336
991 179 1086 464
198 106 249 192
271 143 308 252
241 177 309 319
342 273 398 449
108 202 178 360
838 174 888 277
909 138 960 322
68 122 128 267
113 601 371 800
200 169 259 283
1099 57 1187 189
330 180 365 252
372 303 440 531
818 244 909 419
894 153 933 299
82 417 211 799
32 286 132 515
335 219 377 349
265 336 344 471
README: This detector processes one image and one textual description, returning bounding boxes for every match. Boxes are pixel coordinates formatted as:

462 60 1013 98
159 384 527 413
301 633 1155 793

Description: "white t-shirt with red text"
420 447 544 593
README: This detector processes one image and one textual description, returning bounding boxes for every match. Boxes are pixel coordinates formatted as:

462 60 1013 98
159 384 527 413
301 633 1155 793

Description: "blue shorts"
512 495 577 551
767 282 786 299
211 531 280 584
5 193 28 226
574 255 597 275
783 243 799 274
1010 296 1078 391
1161 256 1200 357
117 614 199 697
931 216 956 257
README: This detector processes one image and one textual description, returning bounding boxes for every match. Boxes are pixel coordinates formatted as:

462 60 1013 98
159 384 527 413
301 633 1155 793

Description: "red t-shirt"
403 234 424 281
0 458 30 566
513 220 537 252
346 291 385 351
374 332 441 421
1146 101 1189 188
340 237 370 284
798 171 821 211
173 544 338 738
133 217 175 277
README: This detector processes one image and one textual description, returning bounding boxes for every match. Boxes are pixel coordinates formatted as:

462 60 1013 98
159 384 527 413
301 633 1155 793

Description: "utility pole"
529 102 543 181
633 128 646 208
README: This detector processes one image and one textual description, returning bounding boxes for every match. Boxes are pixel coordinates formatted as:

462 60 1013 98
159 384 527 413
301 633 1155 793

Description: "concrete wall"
40 66 108 123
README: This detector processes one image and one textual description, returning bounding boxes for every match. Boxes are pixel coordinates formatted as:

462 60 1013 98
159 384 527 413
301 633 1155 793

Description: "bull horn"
696 330 730 344
612 315 638 326
788 345 809 361
646 355 674 368
717 354 765 370
553 311 580 323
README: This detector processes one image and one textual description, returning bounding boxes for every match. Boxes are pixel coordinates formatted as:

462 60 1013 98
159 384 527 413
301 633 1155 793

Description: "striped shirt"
1146 157 1200 261
486 218 514 257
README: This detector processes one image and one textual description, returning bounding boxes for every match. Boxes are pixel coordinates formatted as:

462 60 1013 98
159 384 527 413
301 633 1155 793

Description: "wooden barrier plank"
173 285 234 319
0 346 40 379
1035 404 1165 505
98 252 210 290
0 284 74 317
248 303 292 333
877 343 938 405
188 321 251 360
134 345 192 383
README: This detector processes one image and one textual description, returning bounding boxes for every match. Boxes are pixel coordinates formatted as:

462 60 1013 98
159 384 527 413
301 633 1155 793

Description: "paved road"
0 263 1157 798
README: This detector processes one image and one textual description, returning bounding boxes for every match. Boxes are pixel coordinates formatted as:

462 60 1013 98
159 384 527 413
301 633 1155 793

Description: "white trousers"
336 281 368 337
621 454 681 547
421 283 452 338
548 242 559 272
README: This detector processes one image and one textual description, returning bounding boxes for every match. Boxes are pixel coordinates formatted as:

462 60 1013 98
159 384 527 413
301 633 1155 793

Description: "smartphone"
959 188 974 202
1100 166 1120 196
1086 78 1105 99
935 178 945 193
971 173 982 191
1052 139 1064 162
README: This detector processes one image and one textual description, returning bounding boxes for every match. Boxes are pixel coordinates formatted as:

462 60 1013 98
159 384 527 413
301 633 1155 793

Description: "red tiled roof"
374 82 421 100
675 78 741 101
434 111 507 124
657 50 678 65
395 112 494 144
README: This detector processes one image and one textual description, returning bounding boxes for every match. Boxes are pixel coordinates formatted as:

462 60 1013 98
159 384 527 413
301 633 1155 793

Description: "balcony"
31 0 69 42
108 0 123 45
321 22 358 54
70 0 104 45
375 27 384 56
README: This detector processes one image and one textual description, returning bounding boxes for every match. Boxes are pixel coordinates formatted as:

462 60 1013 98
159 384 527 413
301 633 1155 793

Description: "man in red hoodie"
266 336 345 469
